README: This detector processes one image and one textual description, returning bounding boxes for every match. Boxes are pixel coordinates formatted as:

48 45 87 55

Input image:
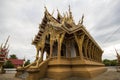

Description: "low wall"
4 68 16 73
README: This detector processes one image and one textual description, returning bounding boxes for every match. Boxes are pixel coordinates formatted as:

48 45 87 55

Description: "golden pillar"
97 49 99 62
89 42 92 59
36 48 44 66
87 42 91 59
94 47 97 61
58 36 61 60
76 34 85 60
50 39 53 58
66 40 71 58
84 39 89 59
35 47 39 61
91 45 94 60
93 47 95 61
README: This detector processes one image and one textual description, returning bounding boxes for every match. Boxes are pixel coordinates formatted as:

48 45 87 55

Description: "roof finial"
44 6 49 15
3 36 10 48
81 14 84 24
68 5 73 19
44 6 47 11
51 9 55 15
78 14 84 24
57 9 62 21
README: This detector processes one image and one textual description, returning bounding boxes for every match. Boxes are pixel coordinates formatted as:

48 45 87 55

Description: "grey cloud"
0 0 120 61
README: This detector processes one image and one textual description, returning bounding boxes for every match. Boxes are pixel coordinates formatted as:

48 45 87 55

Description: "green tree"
3 61 14 68
24 60 30 66
103 59 111 66
103 59 117 66
111 60 117 66
9 54 17 59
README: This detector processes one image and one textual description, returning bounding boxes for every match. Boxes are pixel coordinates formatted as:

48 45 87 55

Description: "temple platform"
46 58 107 80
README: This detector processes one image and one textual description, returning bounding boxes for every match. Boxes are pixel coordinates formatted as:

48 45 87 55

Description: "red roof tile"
8 59 24 65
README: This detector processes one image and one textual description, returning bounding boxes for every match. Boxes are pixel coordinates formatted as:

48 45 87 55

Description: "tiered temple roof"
32 6 102 51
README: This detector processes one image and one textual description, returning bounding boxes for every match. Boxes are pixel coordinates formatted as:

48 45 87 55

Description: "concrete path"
0 73 22 80
0 67 120 80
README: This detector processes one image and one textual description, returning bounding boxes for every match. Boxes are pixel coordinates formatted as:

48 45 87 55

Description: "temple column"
87 42 91 59
98 50 100 62
35 47 39 61
75 34 85 60
93 45 95 60
98 51 100 62
91 43 93 60
95 47 97 61
93 47 95 61
40 49 44 60
96 49 98 62
50 39 53 58
91 45 94 60
66 40 71 58
36 48 44 66
89 42 92 60
99 51 102 62
84 39 89 59
100 52 102 62
79 34 85 60
58 36 61 60
57 33 65 60
97 49 99 62
87 43 90 59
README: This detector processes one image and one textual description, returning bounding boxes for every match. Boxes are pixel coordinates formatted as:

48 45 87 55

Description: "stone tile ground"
0 67 120 80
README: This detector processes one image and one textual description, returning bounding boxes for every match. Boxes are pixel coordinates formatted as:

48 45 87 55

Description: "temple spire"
57 9 62 22
44 6 48 12
3 36 10 48
44 6 48 16
68 5 73 20
44 6 53 21
78 14 84 25
81 14 84 24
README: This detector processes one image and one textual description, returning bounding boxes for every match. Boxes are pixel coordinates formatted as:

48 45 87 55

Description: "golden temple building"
16 6 107 80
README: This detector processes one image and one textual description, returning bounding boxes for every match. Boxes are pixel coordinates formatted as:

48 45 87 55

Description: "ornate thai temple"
115 49 120 72
0 36 9 73
16 6 107 80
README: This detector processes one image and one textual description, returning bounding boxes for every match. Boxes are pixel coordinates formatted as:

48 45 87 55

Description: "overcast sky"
0 0 120 61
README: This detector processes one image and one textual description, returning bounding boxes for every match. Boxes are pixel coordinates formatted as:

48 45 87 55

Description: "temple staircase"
25 58 50 80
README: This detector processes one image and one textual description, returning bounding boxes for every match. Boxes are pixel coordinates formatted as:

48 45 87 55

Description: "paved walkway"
0 73 22 80
0 67 120 80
